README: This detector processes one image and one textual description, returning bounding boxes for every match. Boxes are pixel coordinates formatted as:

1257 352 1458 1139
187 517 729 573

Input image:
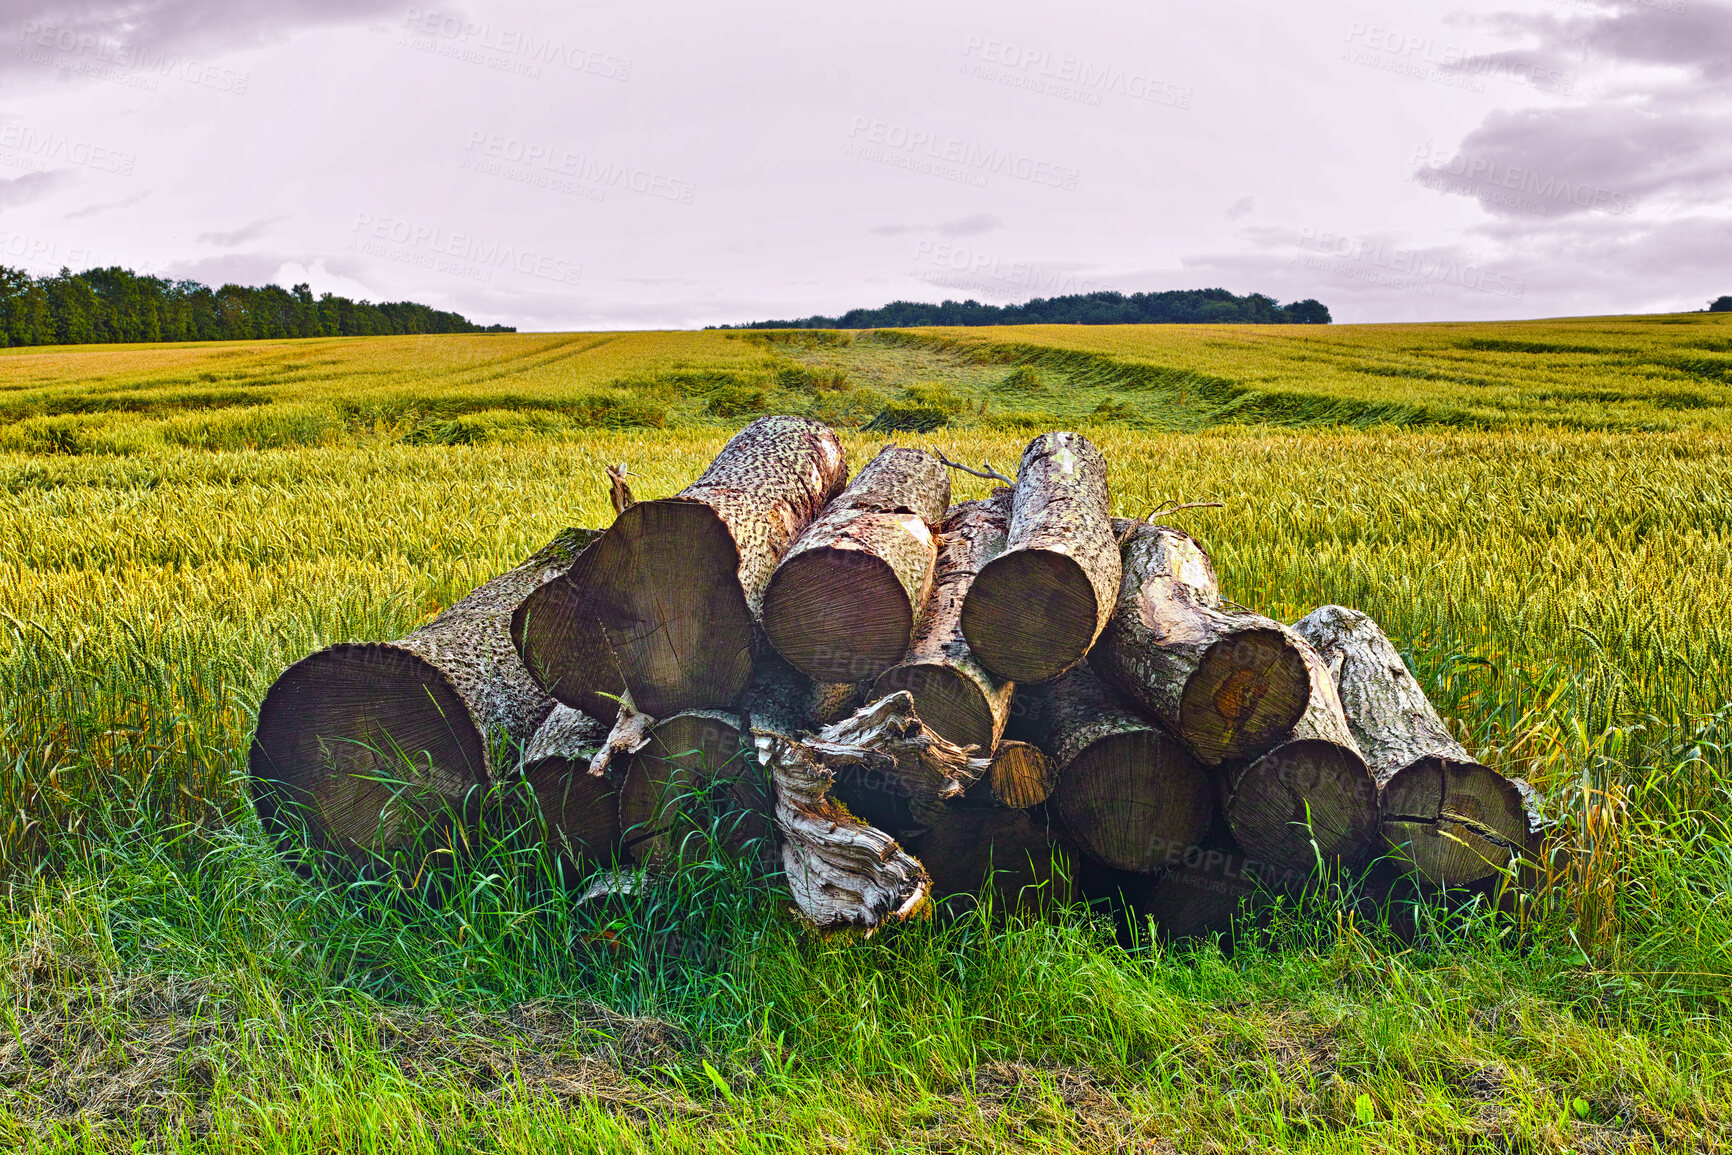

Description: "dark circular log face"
871 661 996 753
587 500 756 715
619 712 771 866
762 546 912 682
963 549 1099 683
1381 757 1528 885
912 808 1073 917
249 644 485 861
1051 729 1213 874
989 741 1056 809
1226 739 1378 870
511 571 623 720
1179 628 1309 764
522 757 621 869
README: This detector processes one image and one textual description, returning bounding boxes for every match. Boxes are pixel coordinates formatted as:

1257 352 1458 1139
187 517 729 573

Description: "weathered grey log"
519 705 620 880
911 806 1074 918
583 416 849 716
1037 665 1214 874
250 527 599 863
1222 634 1378 872
1094 522 1311 766
872 489 1015 755
961 433 1120 683
763 446 950 682
616 708 773 869
1293 604 1546 886
511 528 626 721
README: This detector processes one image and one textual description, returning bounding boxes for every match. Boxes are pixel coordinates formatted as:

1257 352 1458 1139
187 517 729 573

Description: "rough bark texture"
911 806 1074 919
1222 634 1378 872
1037 665 1214 874
250 527 598 863
1293 604 1546 886
763 446 950 682
810 680 869 726
519 705 620 879
617 709 773 869
1095 522 1311 767
873 489 1016 755
819 692 989 840
961 433 1120 683
511 528 626 720
584 416 849 716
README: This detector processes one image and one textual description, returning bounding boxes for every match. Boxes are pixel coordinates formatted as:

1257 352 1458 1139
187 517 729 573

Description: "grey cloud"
870 212 1003 237
0 168 79 209
161 252 299 288
196 215 287 245
62 189 151 219
1224 196 1254 221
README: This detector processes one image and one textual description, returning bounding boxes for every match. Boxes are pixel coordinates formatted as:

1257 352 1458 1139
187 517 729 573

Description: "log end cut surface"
1179 627 1309 764
1051 728 1214 874
619 711 770 866
522 756 622 869
1227 739 1378 871
1381 757 1533 885
871 661 999 754
988 741 1057 809
912 808 1073 917
763 545 913 682
588 499 756 715
249 643 486 859
511 573 624 720
963 548 1099 683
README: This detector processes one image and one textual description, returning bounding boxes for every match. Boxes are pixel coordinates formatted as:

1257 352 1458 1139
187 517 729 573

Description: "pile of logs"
250 416 1546 935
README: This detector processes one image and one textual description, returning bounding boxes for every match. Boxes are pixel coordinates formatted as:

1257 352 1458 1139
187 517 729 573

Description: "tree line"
0 265 512 347
716 288 1332 330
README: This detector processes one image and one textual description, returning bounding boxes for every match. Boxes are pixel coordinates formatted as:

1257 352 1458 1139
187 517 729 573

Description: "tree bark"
519 705 620 882
763 446 950 682
1036 665 1214 874
250 527 598 864
1221 634 1379 872
961 433 1120 683
616 708 774 870
1292 604 1546 886
582 416 849 716
872 489 1015 755
511 529 626 721
910 806 1074 919
1094 522 1311 767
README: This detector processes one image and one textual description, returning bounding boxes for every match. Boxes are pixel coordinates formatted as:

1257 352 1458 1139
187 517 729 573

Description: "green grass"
4 317 1732 1150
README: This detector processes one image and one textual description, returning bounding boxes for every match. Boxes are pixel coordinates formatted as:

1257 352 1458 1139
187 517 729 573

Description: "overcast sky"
0 0 1726 329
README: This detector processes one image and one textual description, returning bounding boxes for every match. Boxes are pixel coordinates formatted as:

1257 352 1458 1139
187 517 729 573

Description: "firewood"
1293 605 1547 886
911 806 1074 918
518 705 620 880
250 527 597 864
964 740 1057 809
511 529 626 721
616 708 772 869
582 416 849 715
961 433 1120 683
872 489 1015 754
1094 522 1311 766
763 446 950 682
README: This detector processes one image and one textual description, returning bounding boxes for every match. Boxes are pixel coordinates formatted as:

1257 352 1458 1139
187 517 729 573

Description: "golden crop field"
4 316 1732 1151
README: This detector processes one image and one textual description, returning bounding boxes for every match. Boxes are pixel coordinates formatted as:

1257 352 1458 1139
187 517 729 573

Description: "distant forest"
0 265 512 347
718 288 1332 329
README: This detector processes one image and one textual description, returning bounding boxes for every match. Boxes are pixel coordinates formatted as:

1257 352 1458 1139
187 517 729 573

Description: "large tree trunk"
511 530 626 721
1094 522 1311 767
1035 665 1214 875
961 433 1120 683
872 489 1015 754
763 446 950 682
615 708 774 870
1221 636 1378 873
519 705 620 884
583 416 849 716
910 806 1074 919
250 527 598 864
1292 605 1546 886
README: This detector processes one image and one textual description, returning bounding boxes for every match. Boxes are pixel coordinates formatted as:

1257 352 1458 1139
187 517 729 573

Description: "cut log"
763 446 950 682
1094 522 1310 766
617 708 773 869
968 740 1058 810
1293 604 1546 886
1037 665 1214 874
818 692 988 840
250 527 597 864
1222 637 1378 872
911 806 1074 918
511 530 626 721
1135 832 1274 943
961 433 1120 683
872 489 1015 755
582 416 849 716
519 705 620 880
